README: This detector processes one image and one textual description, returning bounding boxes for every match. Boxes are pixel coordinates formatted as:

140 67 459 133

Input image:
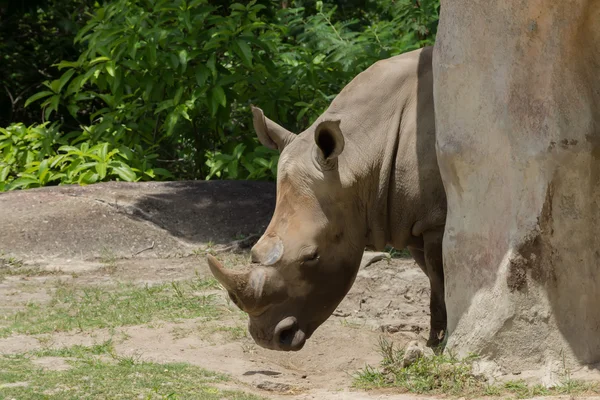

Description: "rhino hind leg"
409 230 447 351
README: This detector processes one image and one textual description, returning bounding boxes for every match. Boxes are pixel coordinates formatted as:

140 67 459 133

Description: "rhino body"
208 46 447 351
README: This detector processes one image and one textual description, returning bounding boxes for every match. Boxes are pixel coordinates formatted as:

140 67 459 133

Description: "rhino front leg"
409 230 447 350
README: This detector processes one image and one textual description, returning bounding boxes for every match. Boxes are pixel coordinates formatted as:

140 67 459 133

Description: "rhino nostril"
250 250 260 264
278 327 295 346
274 317 298 348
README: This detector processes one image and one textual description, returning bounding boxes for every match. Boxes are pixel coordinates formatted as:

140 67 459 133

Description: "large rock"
0 181 275 261
434 1 600 372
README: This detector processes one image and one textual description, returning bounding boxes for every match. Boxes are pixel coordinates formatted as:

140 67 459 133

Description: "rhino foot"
426 328 446 353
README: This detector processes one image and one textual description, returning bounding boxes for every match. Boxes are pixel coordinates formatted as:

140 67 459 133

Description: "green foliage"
0 122 170 191
3 0 440 189
205 143 278 180
0 0 95 126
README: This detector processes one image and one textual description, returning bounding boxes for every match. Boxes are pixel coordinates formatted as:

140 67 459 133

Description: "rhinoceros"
207 46 447 351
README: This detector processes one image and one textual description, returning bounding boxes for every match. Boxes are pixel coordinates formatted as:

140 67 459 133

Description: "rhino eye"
301 252 319 265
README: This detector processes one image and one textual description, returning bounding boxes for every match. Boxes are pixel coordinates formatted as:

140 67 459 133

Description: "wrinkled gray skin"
208 47 447 351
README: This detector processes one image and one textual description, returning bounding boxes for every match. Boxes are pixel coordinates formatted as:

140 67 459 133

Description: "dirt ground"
0 250 436 399
2 182 599 399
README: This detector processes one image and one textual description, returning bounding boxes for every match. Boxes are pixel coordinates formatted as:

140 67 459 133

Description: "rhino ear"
251 105 295 152
314 119 344 161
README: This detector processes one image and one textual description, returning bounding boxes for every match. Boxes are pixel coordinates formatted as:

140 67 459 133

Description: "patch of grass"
385 246 411 259
0 278 228 337
33 339 116 358
339 319 364 329
214 325 248 340
0 254 23 268
190 274 221 290
0 255 61 280
193 241 216 256
355 339 482 395
353 337 600 398
0 345 263 399
502 380 551 398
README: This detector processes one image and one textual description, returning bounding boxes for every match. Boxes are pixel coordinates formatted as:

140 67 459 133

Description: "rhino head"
208 105 369 351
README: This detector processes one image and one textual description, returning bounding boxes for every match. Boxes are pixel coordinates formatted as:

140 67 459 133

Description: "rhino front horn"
206 254 287 314
206 254 263 313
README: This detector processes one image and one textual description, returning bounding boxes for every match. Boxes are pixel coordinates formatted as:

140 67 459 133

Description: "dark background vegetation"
0 0 439 191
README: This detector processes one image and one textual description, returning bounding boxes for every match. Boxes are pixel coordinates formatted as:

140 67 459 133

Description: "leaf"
95 162 107 179
53 60 81 70
195 67 209 87
228 159 238 179
97 94 115 108
165 111 180 136
44 95 60 120
232 143 246 159
38 159 49 183
232 38 253 67
8 177 40 190
24 91 54 108
105 62 116 77
212 86 226 107
169 53 179 69
65 75 85 96
178 49 188 72
155 99 175 114
173 87 185 105
0 166 12 184
56 69 76 93
67 103 80 118
146 44 157 66
110 162 137 182
151 168 174 178
230 3 246 11
80 65 100 86
297 106 310 121
78 170 99 185
89 56 111 66
207 53 217 79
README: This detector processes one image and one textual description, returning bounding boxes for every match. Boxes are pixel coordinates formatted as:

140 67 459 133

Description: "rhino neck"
326 97 408 252
364 110 405 251
317 47 436 252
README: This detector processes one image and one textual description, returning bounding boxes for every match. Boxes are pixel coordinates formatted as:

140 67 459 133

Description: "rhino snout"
250 316 307 352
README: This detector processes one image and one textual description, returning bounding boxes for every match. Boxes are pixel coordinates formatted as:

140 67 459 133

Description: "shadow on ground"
0 180 276 260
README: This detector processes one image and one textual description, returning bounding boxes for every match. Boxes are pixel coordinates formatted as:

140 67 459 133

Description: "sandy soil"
0 251 437 399
2 182 598 399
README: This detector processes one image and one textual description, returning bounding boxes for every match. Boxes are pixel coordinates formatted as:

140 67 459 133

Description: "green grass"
384 246 412 259
212 325 248 340
0 254 62 281
353 337 599 398
0 343 263 399
0 278 226 337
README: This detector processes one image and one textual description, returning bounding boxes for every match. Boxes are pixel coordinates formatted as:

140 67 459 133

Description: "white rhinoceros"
208 46 447 351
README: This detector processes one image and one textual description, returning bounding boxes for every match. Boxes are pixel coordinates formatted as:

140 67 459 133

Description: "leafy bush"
205 143 278 180
2 0 439 191
0 0 95 127
0 122 169 191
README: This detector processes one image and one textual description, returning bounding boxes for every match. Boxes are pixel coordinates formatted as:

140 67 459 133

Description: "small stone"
301 374 307 379
256 381 291 392
471 359 504 384
402 341 433 368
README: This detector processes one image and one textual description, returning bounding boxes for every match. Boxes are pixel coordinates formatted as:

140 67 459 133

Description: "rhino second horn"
206 255 287 313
